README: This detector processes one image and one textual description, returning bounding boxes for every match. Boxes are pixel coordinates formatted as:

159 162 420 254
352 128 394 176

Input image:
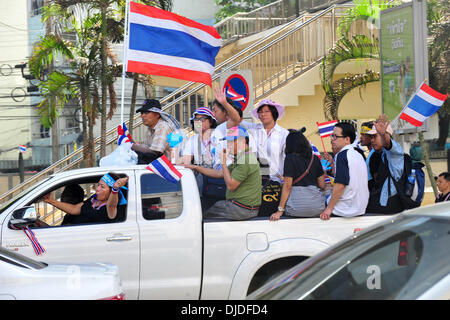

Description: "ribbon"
23 226 45 256
101 174 127 205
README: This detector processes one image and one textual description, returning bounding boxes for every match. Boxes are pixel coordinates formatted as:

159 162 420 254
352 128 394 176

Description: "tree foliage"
214 0 275 22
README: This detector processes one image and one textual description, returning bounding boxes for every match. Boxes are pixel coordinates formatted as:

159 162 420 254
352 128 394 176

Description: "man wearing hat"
365 114 407 214
132 99 175 164
189 126 262 220
360 121 378 187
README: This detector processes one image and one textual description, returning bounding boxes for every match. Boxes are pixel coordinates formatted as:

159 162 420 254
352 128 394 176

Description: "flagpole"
317 122 328 153
120 0 131 125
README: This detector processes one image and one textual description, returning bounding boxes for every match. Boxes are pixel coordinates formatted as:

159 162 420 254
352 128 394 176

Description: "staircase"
0 3 368 204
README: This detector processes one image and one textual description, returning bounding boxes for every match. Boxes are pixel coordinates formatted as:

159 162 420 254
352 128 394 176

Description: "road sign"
220 70 253 119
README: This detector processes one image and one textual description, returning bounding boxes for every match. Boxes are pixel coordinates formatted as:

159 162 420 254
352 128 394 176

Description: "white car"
0 246 125 300
248 202 450 300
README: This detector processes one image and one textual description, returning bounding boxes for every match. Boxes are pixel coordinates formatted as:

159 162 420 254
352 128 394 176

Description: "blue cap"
220 126 249 141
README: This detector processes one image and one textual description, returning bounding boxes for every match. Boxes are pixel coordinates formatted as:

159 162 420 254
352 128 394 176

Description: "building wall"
0 0 36 162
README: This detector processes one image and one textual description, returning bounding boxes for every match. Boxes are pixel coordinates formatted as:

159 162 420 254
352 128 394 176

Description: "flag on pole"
19 145 27 153
117 122 133 145
146 155 182 183
310 142 321 159
126 1 222 86
317 120 338 138
399 83 448 127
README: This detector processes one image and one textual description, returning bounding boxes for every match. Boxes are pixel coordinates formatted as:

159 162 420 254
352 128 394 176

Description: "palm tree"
427 0 450 150
320 34 380 120
320 0 394 120
30 12 108 167
31 0 172 166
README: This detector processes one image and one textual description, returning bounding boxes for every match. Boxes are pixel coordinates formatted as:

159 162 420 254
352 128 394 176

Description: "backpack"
386 153 425 210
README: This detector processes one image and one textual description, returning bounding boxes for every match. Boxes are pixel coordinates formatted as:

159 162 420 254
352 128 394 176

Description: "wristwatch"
278 207 285 212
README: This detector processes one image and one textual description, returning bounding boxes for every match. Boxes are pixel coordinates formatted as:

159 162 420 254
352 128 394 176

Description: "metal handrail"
0 4 370 204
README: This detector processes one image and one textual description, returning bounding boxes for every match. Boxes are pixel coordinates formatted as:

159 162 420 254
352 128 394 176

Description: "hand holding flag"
118 122 133 145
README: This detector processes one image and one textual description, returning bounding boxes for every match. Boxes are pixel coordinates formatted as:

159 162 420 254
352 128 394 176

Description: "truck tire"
247 256 308 296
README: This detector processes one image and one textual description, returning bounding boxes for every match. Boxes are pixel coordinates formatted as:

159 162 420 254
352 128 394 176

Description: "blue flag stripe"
129 23 220 66
408 95 441 117
150 160 179 184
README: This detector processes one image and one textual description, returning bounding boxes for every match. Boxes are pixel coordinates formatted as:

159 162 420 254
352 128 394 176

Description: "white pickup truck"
0 166 391 300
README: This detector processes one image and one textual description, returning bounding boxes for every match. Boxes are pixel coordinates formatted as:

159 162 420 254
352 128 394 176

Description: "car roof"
401 201 450 218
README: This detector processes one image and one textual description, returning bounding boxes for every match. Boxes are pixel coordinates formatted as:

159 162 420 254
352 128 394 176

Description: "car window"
33 182 93 227
256 215 450 300
140 173 183 220
26 175 128 227
0 177 52 216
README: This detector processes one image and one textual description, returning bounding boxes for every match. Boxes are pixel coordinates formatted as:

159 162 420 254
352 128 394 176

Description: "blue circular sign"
223 74 249 111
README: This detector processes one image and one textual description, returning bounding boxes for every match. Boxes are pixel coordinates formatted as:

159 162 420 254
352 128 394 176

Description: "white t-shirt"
243 122 289 183
328 144 369 217
181 131 215 167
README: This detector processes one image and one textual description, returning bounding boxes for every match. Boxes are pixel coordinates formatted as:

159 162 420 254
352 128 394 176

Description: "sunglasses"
330 134 346 140
193 116 209 122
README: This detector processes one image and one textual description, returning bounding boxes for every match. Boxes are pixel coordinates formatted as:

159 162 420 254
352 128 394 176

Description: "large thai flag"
126 2 222 86
146 155 182 184
399 83 448 127
317 120 338 138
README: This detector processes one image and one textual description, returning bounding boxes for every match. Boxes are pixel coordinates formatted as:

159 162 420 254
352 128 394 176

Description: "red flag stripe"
130 2 221 40
420 83 448 101
400 112 424 127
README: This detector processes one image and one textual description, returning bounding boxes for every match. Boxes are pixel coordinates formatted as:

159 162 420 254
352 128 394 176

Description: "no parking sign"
220 70 253 119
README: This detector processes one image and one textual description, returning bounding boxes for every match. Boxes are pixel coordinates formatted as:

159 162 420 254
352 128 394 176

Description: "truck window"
140 173 183 220
28 175 128 227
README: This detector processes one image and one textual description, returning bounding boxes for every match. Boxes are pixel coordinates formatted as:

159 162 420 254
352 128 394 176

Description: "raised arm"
106 176 129 220
41 193 83 215
214 87 241 128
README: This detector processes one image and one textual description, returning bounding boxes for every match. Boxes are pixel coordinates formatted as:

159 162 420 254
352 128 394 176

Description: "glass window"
24 175 128 227
256 215 450 300
140 173 183 220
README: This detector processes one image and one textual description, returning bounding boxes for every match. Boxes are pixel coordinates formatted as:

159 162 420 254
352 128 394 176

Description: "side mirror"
9 206 39 229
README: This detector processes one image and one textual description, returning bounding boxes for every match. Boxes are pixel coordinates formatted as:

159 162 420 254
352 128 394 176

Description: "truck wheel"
247 256 307 296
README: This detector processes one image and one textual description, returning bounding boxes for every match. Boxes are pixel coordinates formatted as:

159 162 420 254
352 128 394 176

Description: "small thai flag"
310 142 321 160
19 145 27 153
118 122 133 145
317 120 338 138
399 83 448 127
146 155 182 184
126 2 222 86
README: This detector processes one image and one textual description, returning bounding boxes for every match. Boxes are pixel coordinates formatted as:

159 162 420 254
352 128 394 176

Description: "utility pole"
45 0 60 163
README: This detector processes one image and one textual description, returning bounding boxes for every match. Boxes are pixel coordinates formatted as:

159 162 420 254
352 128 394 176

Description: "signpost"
379 0 428 134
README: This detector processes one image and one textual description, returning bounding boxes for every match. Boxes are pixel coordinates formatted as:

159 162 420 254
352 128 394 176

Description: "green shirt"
226 151 262 207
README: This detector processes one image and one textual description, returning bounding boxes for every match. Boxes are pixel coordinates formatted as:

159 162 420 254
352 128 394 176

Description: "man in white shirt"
320 122 369 220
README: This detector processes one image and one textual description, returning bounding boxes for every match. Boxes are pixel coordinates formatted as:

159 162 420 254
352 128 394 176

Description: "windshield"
254 215 450 300
0 177 52 215
0 247 47 270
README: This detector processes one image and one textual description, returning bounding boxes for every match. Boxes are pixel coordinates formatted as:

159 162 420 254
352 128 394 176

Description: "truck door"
136 170 203 299
1 170 140 300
